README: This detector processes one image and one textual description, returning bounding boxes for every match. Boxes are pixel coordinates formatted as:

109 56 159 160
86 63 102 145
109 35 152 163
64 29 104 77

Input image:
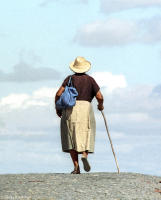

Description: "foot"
81 156 91 172
155 188 161 193
71 166 80 174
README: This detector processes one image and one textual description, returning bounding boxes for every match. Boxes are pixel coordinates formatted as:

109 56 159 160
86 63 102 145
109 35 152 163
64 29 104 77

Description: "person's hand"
96 91 104 111
56 109 62 118
97 104 104 111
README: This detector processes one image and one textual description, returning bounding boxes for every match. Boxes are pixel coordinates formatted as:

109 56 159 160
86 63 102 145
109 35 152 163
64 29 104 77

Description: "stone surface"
0 172 161 200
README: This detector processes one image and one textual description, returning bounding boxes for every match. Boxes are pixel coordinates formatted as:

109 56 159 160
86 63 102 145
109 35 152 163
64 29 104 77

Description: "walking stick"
101 110 120 174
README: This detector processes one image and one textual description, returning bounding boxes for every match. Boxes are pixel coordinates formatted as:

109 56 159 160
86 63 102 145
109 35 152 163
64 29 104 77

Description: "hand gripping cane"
101 110 120 174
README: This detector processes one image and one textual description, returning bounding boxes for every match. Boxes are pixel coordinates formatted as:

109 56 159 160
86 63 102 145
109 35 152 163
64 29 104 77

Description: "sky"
0 0 161 176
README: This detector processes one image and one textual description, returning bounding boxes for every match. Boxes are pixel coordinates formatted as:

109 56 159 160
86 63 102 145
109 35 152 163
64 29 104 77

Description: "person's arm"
96 90 104 111
55 86 65 117
55 86 65 103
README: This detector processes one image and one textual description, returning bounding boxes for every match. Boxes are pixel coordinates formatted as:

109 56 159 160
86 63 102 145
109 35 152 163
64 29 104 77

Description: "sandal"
71 166 80 174
81 156 91 172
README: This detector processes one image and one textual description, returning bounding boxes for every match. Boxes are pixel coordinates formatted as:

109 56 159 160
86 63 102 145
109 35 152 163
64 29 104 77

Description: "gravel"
0 172 161 200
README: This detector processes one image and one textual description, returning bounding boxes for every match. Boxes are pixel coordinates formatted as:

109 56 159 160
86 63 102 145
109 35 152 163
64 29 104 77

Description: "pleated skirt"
60 100 96 153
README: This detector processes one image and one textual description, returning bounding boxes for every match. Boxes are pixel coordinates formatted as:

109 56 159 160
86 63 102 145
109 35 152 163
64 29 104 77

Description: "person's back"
62 73 100 103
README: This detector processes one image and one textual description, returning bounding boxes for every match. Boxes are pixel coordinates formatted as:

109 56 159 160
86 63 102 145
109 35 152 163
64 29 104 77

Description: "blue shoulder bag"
56 76 78 110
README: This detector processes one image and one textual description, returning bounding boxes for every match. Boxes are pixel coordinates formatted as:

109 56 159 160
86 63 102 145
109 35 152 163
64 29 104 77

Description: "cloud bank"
92 71 127 91
0 61 61 82
39 0 161 10
0 72 161 174
75 19 138 47
75 16 161 47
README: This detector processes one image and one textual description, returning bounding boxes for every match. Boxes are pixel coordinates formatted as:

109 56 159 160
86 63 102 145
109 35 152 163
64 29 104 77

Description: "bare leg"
82 151 88 158
69 150 79 169
69 150 80 174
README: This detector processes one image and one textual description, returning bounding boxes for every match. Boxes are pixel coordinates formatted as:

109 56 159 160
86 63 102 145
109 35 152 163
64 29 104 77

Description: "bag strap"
67 75 73 87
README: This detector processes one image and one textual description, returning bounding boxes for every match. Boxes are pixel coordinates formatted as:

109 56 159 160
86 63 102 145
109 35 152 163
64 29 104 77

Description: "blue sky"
0 0 161 176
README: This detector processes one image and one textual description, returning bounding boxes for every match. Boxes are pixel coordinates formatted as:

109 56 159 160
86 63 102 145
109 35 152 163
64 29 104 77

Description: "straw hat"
69 56 91 73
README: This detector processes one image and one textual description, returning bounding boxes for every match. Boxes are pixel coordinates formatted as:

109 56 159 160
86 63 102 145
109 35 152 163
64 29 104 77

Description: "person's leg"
81 151 91 172
70 150 79 167
82 151 88 158
69 150 80 174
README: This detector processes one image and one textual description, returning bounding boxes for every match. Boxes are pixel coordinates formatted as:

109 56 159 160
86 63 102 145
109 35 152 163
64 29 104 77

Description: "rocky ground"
0 172 161 200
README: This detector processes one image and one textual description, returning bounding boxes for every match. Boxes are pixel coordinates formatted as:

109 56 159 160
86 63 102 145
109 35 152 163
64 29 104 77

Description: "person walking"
55 56 104 174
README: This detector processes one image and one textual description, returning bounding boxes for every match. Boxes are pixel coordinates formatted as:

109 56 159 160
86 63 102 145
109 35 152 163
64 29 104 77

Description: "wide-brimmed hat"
69 56 91 73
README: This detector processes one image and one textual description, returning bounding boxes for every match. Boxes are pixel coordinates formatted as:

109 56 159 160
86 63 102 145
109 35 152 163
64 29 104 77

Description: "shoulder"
87 74 100 89
64 74 74 81
86 74 97 82
62 75 73 87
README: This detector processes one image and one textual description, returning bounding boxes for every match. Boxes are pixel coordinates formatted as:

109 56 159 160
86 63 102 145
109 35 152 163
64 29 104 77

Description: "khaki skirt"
60 100 96 153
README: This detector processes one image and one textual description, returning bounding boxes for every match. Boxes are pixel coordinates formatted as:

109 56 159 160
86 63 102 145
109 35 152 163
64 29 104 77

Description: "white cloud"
0 87 59 136
104 85 161 113
0 87 57 110
0 94 30 109
75 18 138 47
75 16 161 47
100 0 161 13
91 71 127 92
33 87 55 99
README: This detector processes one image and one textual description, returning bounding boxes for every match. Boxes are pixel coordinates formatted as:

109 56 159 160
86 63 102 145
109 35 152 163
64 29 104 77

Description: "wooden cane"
101 110 120 174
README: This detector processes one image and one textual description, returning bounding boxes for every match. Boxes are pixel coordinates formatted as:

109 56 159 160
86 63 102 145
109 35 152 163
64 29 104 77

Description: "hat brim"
69 61 91 73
